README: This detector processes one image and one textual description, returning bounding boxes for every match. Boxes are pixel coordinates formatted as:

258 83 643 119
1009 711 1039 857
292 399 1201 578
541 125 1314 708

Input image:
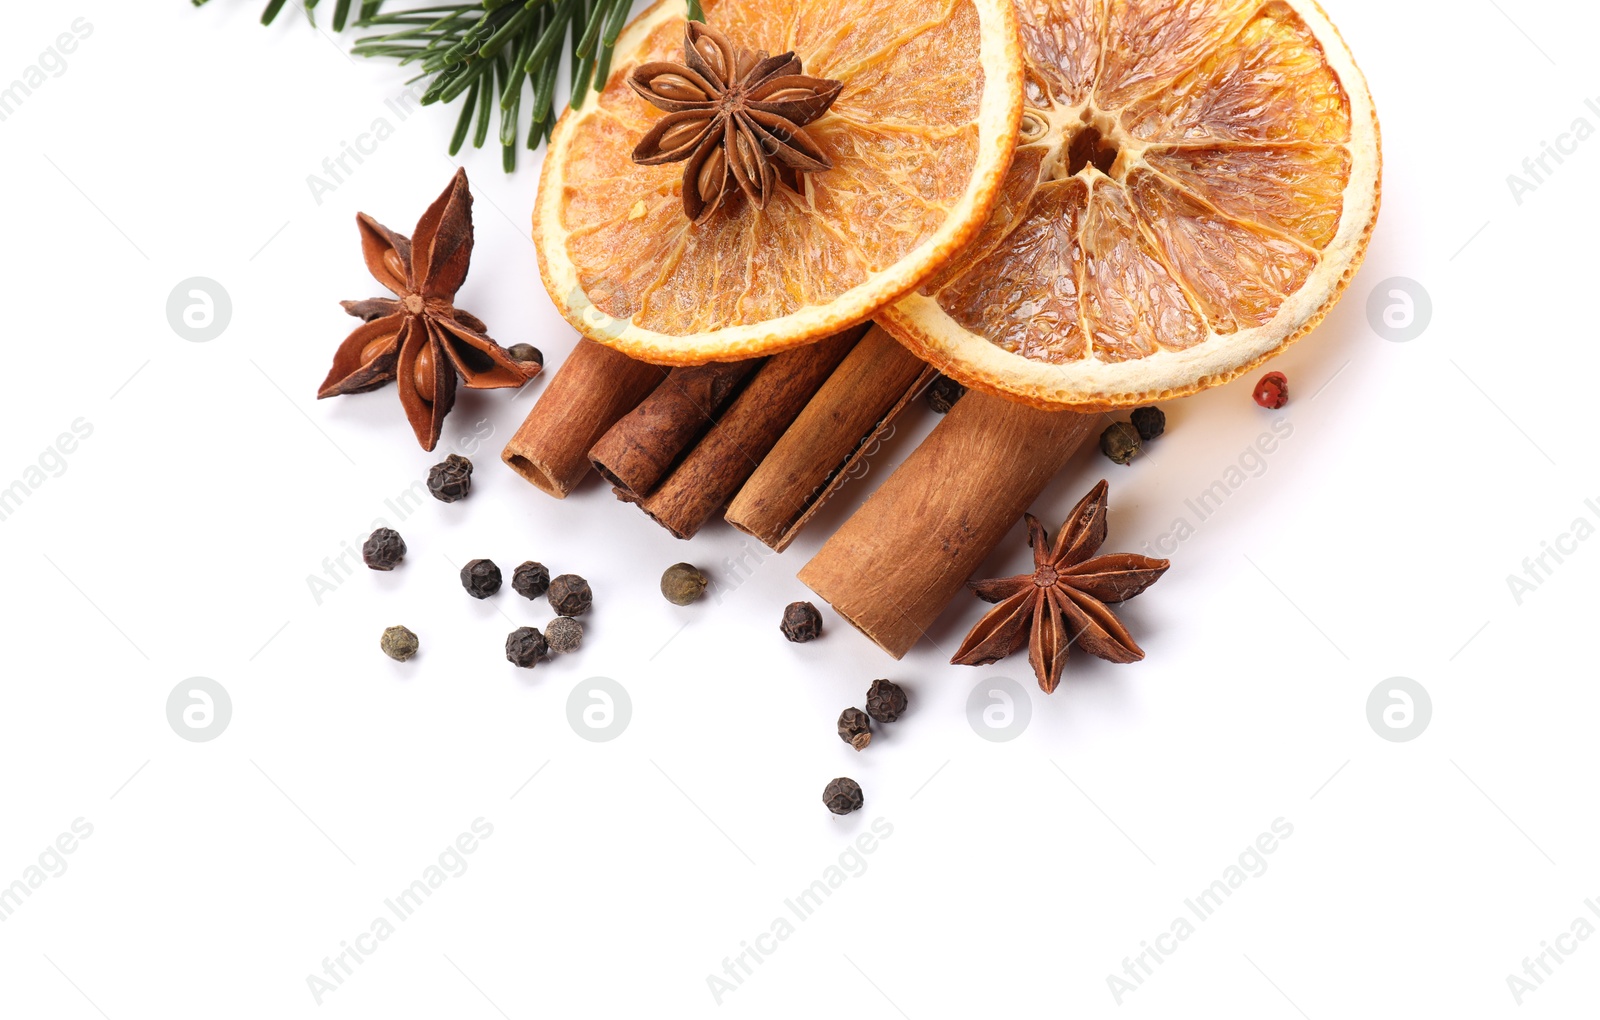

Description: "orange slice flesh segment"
880 0 1382 410
535 0 1025 365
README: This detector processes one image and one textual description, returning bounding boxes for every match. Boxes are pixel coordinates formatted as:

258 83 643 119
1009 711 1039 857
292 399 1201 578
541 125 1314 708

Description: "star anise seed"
629 21 842 224
317 168 539 451
951 481 1170 694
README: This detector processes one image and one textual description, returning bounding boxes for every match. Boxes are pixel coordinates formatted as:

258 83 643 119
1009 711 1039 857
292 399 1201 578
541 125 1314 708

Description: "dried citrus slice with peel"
879 0 1381 409
535 0 1024 365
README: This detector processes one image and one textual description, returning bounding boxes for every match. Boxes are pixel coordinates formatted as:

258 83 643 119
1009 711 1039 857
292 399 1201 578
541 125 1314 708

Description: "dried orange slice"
878 0 1381 409
535 0 1024 365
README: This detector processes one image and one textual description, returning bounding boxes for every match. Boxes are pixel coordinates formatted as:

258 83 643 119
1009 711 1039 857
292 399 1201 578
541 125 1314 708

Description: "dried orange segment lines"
880 0 1381 410
535 0 1024 365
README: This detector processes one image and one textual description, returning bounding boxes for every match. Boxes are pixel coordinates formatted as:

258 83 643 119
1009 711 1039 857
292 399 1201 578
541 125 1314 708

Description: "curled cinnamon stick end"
798 395 1103 658
501 341 667 498
726 325 931 551
588 360 762 499
633 326 865 539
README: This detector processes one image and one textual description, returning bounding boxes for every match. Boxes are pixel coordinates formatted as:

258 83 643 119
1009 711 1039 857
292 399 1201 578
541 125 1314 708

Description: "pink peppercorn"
1253 371 1288 409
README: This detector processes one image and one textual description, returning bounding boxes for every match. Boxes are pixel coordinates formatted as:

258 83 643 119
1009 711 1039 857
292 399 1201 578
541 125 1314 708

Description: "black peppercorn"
545 616 582 654
660 562 708 605
822 777 864 815
1130 406 1165 442
428 454 473 503
460 558 502 599
512 561 551 600
837 708 872 751
781 601 823 643
1099 421 1141 466
548 574 592 616
865 679 908 723
362 528 406 570
380 625 418 661
926 374 966 414
505 626 548 667
507 343 543 366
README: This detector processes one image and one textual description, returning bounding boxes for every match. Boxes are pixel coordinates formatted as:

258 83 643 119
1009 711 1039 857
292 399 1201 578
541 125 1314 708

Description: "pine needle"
198 0 680 165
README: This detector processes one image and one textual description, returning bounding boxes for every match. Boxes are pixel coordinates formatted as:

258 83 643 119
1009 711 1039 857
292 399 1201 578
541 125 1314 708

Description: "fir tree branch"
194 0 692 166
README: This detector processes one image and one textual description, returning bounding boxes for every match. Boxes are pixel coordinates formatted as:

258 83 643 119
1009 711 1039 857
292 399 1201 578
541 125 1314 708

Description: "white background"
2 1 1596 1016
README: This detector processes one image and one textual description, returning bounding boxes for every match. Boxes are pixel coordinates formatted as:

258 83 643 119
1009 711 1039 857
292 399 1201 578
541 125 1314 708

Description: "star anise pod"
951 481 1170 694
317 168 538 451
628 21 842 224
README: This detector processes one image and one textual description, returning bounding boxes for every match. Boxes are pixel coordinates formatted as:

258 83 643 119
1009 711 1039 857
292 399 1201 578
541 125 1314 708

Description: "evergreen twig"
192 0 689 166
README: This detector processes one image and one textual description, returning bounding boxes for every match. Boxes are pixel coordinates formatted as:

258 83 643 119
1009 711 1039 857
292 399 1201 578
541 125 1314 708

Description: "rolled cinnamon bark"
798 394 1102 658
501 340 667 498
725 325 933 551
589 360 762 499
633 327 865 539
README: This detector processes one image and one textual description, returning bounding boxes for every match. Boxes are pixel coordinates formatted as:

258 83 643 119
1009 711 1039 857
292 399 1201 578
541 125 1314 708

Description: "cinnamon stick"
725 325 933 551
501 340 667 498
633 327 865 539
589 360 762 499
798 394 1102 659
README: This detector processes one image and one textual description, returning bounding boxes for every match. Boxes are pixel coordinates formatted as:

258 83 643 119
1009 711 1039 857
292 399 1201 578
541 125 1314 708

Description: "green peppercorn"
545 616 583 654
1099 421 1141 466
380 625 418 662
512 561 551 600
660 562 708 605
505 626 547 668
1130 406 1166 442
781 601 823 643
428 454 473 503
507 343 543 366
837 708 872 751
822 777 863 815
362 528 406 571
461 558 502 599
548 574 592 616
865 679 908 723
